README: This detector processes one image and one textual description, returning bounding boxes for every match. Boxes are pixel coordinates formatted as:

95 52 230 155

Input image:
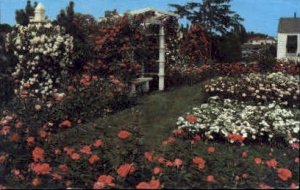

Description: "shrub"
10 74 135 126
5 22 74 99
258 46 276 72
204 72 300 107
176 96 300 145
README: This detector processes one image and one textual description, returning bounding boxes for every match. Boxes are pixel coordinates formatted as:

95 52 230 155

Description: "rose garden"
0 1 299 189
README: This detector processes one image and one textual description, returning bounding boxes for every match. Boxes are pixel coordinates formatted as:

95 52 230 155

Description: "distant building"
29 3 49 23
277 14 300 61
245 36 276 45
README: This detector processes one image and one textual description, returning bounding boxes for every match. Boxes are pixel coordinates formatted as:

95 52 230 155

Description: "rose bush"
176 96 300 144
1 108 298 189
166 60 299 88
204 72 300 107
5 22 74 99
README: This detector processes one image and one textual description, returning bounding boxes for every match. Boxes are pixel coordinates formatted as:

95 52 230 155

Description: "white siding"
277 33 286 59
277 33 300 61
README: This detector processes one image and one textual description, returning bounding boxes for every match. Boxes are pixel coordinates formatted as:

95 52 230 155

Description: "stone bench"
131 77 153 94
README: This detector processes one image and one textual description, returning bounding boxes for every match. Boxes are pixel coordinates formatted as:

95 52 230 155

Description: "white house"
277 15 300 61
245 36 276 45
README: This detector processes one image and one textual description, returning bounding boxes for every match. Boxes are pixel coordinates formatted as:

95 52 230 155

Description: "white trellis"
30 4 180 92
127 8 180 92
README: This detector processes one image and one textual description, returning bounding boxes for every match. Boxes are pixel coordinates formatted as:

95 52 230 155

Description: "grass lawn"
53 83 207 149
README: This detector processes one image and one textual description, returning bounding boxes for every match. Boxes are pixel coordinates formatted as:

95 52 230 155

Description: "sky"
0 0 300 36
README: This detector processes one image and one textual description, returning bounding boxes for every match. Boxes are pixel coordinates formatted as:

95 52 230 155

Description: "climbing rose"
266 159 278 168
144 152 154 162
93 175 115 189
277 168 292 181
117 130 131 140
27 137 35 145
290 183 298 189
89 155 100 164
136 179 160 189
258 183 273 189
117 163 135 177
172 129 184 137
242 151 248 158
59 120 72 128
185 114 198 123
32 147 44 162
70 153 81 160
207 175 216 182
153 167 162 175
254 157 262 165
31 163 52 175
193 156 206 169
93 139 104 148
207 146 215 153
32 178 41 186
174 158 183 168
80 145 92 155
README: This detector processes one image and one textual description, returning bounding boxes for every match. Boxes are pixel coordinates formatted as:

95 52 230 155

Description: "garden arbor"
126 8 180 92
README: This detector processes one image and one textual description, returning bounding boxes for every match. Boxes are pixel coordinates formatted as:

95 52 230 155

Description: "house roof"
278 18 300 33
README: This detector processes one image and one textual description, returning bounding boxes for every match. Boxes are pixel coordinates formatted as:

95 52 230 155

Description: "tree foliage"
170 0 243 35
170 0 245 62
180 24 209 64
55 1 98 71
15 0 37 26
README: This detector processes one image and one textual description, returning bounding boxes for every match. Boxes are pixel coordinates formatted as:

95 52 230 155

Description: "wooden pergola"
126 8 180 92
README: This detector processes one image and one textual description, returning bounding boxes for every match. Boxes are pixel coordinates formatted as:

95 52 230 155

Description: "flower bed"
166 61 299 88
176 96 300 144
0 108 299 189
204 72 300 107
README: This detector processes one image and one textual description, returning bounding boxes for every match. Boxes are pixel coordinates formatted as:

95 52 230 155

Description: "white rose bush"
177 96 300 145
204 72 300 107
5 22 74 99
177 72 300 145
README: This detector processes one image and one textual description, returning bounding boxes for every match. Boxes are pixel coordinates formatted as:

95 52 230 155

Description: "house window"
286 35 297 54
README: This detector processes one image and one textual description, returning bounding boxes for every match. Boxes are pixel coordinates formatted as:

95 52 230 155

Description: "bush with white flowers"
204 72 300 106
176 96 300 144
5 22 74 98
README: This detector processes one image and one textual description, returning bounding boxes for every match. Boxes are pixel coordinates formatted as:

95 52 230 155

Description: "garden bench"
131 77 153 94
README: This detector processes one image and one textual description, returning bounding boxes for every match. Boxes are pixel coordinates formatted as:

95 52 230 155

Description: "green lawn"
52 83 207 148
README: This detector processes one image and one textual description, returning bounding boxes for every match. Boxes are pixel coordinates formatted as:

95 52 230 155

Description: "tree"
170 0 243 35
15 0 37 25
170 0 244 60
55 1 98 71
180 24 209 64
214 25 247 62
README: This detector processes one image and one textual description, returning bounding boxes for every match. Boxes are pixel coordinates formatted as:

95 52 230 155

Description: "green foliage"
215 33 242 63
180 24 209 64
170 0 243 35
55 1 98 71
11 78 134 125
0 24 16 106
258 46 276 73
170 0 245 62
15 0 37 26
